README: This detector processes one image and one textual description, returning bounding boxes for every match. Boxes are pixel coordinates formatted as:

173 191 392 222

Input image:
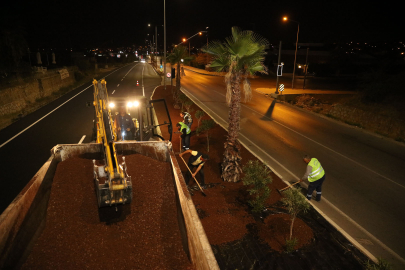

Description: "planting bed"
153 85 370 269
22 154 193 270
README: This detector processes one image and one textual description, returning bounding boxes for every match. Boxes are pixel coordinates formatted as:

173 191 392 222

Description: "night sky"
2 0 403 50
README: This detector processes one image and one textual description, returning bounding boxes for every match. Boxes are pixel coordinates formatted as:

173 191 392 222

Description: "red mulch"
22 155 193 270
258 213 314 252
152 85 314 250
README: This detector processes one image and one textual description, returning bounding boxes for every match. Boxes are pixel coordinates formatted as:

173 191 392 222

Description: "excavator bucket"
92 155 132 208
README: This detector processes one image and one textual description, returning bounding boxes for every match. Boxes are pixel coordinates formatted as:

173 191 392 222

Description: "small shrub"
196 119 216 151
184 99 194 112
177 93 188 110
282 188 310 240
364 258 392 270
285 238 298 253
74 71 85 81
195 110 205 127
241 160 272 213
75 58 91 72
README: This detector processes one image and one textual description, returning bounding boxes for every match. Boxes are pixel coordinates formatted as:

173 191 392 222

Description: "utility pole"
292 23 299 90
303 47 309 89
164 0 167 90
275 41 282 94
155 26 158 68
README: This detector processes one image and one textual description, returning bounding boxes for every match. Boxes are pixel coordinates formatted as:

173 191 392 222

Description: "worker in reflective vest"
300 155 326 201
176 122 191 151
180 150 209 189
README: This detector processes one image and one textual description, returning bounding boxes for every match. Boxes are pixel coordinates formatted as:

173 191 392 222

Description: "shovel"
180 156 207 197
276 181 302 195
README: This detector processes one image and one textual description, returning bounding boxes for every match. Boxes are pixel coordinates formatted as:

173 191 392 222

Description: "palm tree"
203 27 268 182
167 45 193 98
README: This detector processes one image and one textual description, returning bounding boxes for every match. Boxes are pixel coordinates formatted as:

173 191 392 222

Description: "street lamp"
177 31 207 56
283 16 300 90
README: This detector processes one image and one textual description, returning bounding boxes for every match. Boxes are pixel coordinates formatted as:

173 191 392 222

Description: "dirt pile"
22 155 193 270
258 213 313 252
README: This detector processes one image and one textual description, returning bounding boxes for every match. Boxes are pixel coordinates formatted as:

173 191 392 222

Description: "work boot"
316 192 322 202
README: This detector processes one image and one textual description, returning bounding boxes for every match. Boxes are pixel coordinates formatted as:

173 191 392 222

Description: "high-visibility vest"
308 158 325 182
179 122 191 134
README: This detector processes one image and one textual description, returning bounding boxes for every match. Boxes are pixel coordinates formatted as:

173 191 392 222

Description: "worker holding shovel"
180 150 209 189
300 155 326 202
176 122 191 151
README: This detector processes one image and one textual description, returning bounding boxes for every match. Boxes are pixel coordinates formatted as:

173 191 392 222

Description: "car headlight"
109 102 115 108
133 101 140 107
127 102 133 108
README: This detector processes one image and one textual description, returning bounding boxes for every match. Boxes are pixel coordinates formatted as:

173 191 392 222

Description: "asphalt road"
179 69 405 268
0 62 160 214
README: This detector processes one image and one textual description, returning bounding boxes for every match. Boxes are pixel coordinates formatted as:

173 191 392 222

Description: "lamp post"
164 0 167 90
177 31 206 47
148 23 158 67
283 16 299 90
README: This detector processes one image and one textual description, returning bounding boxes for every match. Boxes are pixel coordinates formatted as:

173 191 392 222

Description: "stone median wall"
0 67 77 116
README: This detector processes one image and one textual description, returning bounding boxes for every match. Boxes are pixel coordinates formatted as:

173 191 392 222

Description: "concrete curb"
183 67 225 77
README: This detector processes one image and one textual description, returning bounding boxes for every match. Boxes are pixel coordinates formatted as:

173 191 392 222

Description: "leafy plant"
184 99 194 112
364 258 392 270
241 160 272 212
195 110 205 127
281 188 310 240
177 92 188 111
196 119 216 151
284 238 298 253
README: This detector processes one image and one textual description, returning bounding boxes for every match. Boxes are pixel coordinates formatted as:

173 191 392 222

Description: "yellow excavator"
91 79 132 208
90 79 173 208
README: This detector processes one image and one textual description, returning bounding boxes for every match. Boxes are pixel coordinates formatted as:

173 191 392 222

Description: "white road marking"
78 135 86 144
206 86 405 189
181 86 405 265
121 79 123 81
112 90 115 94
117 84 120 87
0 64 133 149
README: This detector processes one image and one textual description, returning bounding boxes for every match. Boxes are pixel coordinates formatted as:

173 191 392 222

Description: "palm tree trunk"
222 71 242 182
176 62 181 93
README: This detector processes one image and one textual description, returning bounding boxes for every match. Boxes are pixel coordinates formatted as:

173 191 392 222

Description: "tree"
241 160 272 213
195 110 205 127
0 14 28 73
167 45 193 98
203 27 268 182
177 92 188 111
196 119 216 152
184 99 194 112
281 188 310 241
